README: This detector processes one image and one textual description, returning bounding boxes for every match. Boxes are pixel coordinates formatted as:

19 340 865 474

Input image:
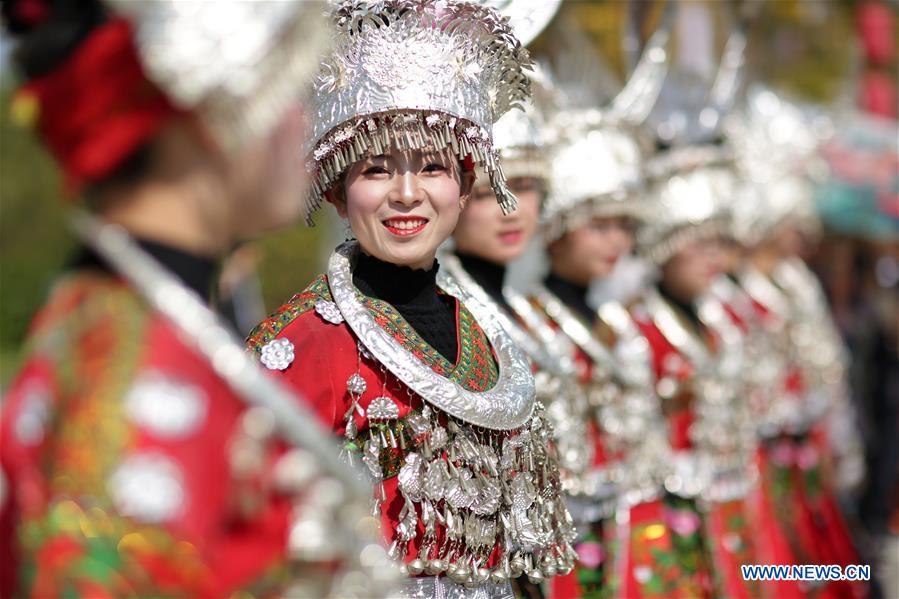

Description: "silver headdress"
476 64 557 186
541 0 678 243
542 112 652 243
106 0 330 155
471 0 563 187
304 0 534 224
636 162 737 265
637 1 759 263
724 86 828 246
729 171 818 248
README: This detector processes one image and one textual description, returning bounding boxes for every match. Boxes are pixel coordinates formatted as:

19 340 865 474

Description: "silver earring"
343 220 356 242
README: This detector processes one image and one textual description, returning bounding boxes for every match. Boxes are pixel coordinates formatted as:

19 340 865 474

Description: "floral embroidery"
246 276 331 354
247 274 499 392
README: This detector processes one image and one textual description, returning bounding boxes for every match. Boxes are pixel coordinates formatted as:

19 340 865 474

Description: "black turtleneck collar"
455 251 511 314
656 282 703 330
69 238 217 301
353 251 458 364
545 272 594 323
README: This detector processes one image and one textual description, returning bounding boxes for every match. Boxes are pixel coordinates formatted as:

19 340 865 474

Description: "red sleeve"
1 291 290 597
266 311 353 432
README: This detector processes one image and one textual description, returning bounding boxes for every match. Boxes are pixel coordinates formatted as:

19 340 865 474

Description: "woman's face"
453 176 542 265
228 105 310 236
548 216 634 285
719 238 744 275
335 146 472 270
772 220 805 259
662 237 726 300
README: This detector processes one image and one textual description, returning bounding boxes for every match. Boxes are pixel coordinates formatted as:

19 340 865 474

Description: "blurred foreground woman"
0 1 396 597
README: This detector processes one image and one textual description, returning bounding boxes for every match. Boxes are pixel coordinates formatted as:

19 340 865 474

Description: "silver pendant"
346 373 367 396
259 338 295 370
315 299 345 325
366 396 399 421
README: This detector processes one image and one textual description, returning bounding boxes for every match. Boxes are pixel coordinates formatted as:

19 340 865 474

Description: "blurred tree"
253 213 334 315
0 85 70 384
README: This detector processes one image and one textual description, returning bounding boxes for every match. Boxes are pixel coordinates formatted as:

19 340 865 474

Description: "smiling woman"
244 2 576 598
333 147 472 270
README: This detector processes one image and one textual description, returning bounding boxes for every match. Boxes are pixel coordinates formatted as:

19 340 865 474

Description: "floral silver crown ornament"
540 0 678 243
106 0 330 155
304 0 535 225
636 163 738 265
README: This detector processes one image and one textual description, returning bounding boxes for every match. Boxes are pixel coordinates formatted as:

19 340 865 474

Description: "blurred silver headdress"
543 112 653 243
637 162 737 265
304 0 534 224
637 0 758 263
106 0 330 155
724 85 828 245
473 0 562 187
729 171 819 248
466 64 558 193
541 0 679 243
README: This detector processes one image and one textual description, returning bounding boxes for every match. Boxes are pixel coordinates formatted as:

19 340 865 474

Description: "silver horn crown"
637 0 760 262
541 0 678 242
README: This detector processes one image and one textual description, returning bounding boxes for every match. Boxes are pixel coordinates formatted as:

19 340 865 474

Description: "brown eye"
423 163 447 173
362 165 389 176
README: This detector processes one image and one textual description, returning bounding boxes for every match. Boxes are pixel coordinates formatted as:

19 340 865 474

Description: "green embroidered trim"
363 293 497 392
246 276 331 354
246 274 498 392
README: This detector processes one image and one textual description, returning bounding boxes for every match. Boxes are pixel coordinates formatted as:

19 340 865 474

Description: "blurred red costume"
625 293 759 599
0 273 302 598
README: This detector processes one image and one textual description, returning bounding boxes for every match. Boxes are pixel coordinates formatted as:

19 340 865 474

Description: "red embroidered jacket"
0 273 298 598
245 275 505 568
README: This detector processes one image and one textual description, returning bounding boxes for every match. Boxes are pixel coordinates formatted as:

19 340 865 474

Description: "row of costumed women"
0 0 864 598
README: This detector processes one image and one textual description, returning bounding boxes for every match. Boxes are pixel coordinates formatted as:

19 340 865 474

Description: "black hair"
2 0 107 79
2 0 157 192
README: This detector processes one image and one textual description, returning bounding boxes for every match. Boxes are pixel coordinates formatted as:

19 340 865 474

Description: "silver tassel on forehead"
303 0 535 226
